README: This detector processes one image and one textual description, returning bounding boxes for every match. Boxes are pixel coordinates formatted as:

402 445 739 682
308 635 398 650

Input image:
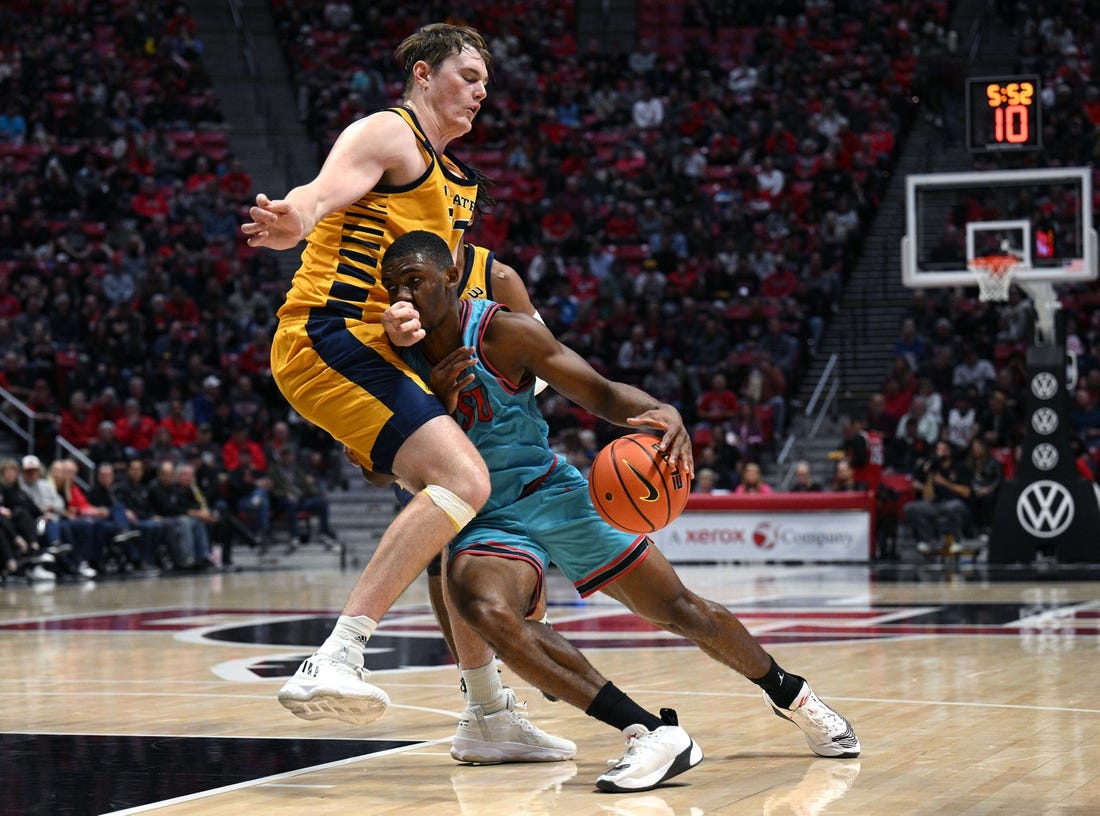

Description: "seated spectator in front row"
86 462 159 575
790 461 823 492
176 463 233 569
226 447 272 547
268 445 339 547
903 440 973 555
115 459 174 571
733 462 773 494
148 460 214 571
0 458 53 582
964 438 1002 537
18 456 97 579
832 458 869 492
49 460 121 573
692 468 726 494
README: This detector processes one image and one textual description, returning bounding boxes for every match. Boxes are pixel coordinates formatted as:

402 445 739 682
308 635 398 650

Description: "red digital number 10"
994 105 1029 143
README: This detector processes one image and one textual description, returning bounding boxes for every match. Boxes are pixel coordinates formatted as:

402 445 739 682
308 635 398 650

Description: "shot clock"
966 75 1042 152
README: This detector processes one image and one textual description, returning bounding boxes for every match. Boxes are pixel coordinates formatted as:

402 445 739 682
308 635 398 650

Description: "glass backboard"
902 166 1096 288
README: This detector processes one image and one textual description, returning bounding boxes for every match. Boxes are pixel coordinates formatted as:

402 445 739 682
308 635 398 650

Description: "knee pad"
423 484 476 532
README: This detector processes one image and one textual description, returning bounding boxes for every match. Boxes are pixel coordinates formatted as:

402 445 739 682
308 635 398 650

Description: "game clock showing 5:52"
966 75 1042 152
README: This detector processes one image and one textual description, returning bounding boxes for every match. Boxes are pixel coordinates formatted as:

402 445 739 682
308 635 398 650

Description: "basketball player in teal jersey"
379 231 860 793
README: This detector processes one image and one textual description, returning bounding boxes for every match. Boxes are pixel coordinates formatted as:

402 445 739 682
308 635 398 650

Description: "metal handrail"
0 385 95 488
775 353 841 488
803 352 839 421
0 384 37 454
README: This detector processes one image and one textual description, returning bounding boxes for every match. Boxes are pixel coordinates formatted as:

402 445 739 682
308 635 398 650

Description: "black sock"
585 681 663 731
750 657 805 709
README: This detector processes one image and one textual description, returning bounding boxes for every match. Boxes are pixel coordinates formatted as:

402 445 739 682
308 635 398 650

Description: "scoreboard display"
965 75 1042 152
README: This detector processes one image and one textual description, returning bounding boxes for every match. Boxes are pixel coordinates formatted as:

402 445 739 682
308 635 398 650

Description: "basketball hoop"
970 254 1019 302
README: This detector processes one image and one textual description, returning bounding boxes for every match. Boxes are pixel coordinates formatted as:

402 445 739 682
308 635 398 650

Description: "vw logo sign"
1031 408 1059 435
1030 372 1059 400
1016 480 1074 539
1031 443 1059 471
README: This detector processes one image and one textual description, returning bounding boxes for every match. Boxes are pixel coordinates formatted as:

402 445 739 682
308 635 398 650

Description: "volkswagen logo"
1031 408 1059 435
1016 480 1074 539
1031 443 1059 471
1030 372 1059 400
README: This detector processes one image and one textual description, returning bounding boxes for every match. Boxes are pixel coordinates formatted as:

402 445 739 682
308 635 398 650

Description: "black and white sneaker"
765 682 860 758
596 709 703 793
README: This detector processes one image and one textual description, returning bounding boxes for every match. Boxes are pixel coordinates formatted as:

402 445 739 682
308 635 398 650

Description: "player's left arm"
486 313 693 476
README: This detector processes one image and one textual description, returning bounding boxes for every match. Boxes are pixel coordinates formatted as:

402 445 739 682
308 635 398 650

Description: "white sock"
461 660 506 712
319 614 377 660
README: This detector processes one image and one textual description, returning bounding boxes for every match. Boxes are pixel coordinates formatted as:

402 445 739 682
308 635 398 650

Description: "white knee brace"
423 484 477 532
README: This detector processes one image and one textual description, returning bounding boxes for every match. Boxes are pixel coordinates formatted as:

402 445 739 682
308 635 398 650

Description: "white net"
970 254 1019 302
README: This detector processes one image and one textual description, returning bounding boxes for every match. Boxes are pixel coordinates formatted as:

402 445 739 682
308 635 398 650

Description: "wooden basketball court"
3 554 1099 815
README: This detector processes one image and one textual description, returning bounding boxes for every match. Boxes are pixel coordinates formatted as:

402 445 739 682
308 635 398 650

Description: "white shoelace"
607 726 652 767
799 699 847 736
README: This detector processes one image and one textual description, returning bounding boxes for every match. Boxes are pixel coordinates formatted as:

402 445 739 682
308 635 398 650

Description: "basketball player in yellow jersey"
240 23 573 762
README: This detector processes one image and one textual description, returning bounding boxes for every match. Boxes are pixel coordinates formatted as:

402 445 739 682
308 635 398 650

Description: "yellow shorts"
270 313 447 474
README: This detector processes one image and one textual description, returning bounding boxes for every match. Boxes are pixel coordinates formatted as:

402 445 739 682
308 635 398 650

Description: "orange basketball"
588 432 691 534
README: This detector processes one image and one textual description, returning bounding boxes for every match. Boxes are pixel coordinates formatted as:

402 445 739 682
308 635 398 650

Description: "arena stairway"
188 0 320 282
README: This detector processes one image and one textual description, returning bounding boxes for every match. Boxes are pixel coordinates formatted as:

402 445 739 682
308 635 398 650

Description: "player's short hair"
384 230 454 273
395 23 491 90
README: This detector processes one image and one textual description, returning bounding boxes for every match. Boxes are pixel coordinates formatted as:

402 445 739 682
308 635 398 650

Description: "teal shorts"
448 459 650 608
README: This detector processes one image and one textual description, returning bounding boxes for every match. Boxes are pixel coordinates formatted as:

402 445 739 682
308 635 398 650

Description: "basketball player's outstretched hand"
241 193 306 250
627 407 694 477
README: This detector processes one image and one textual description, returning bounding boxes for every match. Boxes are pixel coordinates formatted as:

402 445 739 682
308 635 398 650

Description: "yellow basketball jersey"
277 107 479 332
458 242 497 302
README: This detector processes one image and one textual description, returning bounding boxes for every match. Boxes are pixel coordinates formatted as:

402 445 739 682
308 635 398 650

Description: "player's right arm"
242 112 417 249
481 252 550 393
483 312 694 476
488 258 538 317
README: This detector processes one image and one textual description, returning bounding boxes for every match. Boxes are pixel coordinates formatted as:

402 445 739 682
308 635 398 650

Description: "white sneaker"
451 692 576 764
28 564 56 582
77 562 97 579
277 646 389 725
596 709 703 793
764 682 860 758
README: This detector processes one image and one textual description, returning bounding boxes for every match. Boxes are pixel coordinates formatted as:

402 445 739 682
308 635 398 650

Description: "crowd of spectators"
0 3 343 582
1 414 341 583
269 0 960 492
